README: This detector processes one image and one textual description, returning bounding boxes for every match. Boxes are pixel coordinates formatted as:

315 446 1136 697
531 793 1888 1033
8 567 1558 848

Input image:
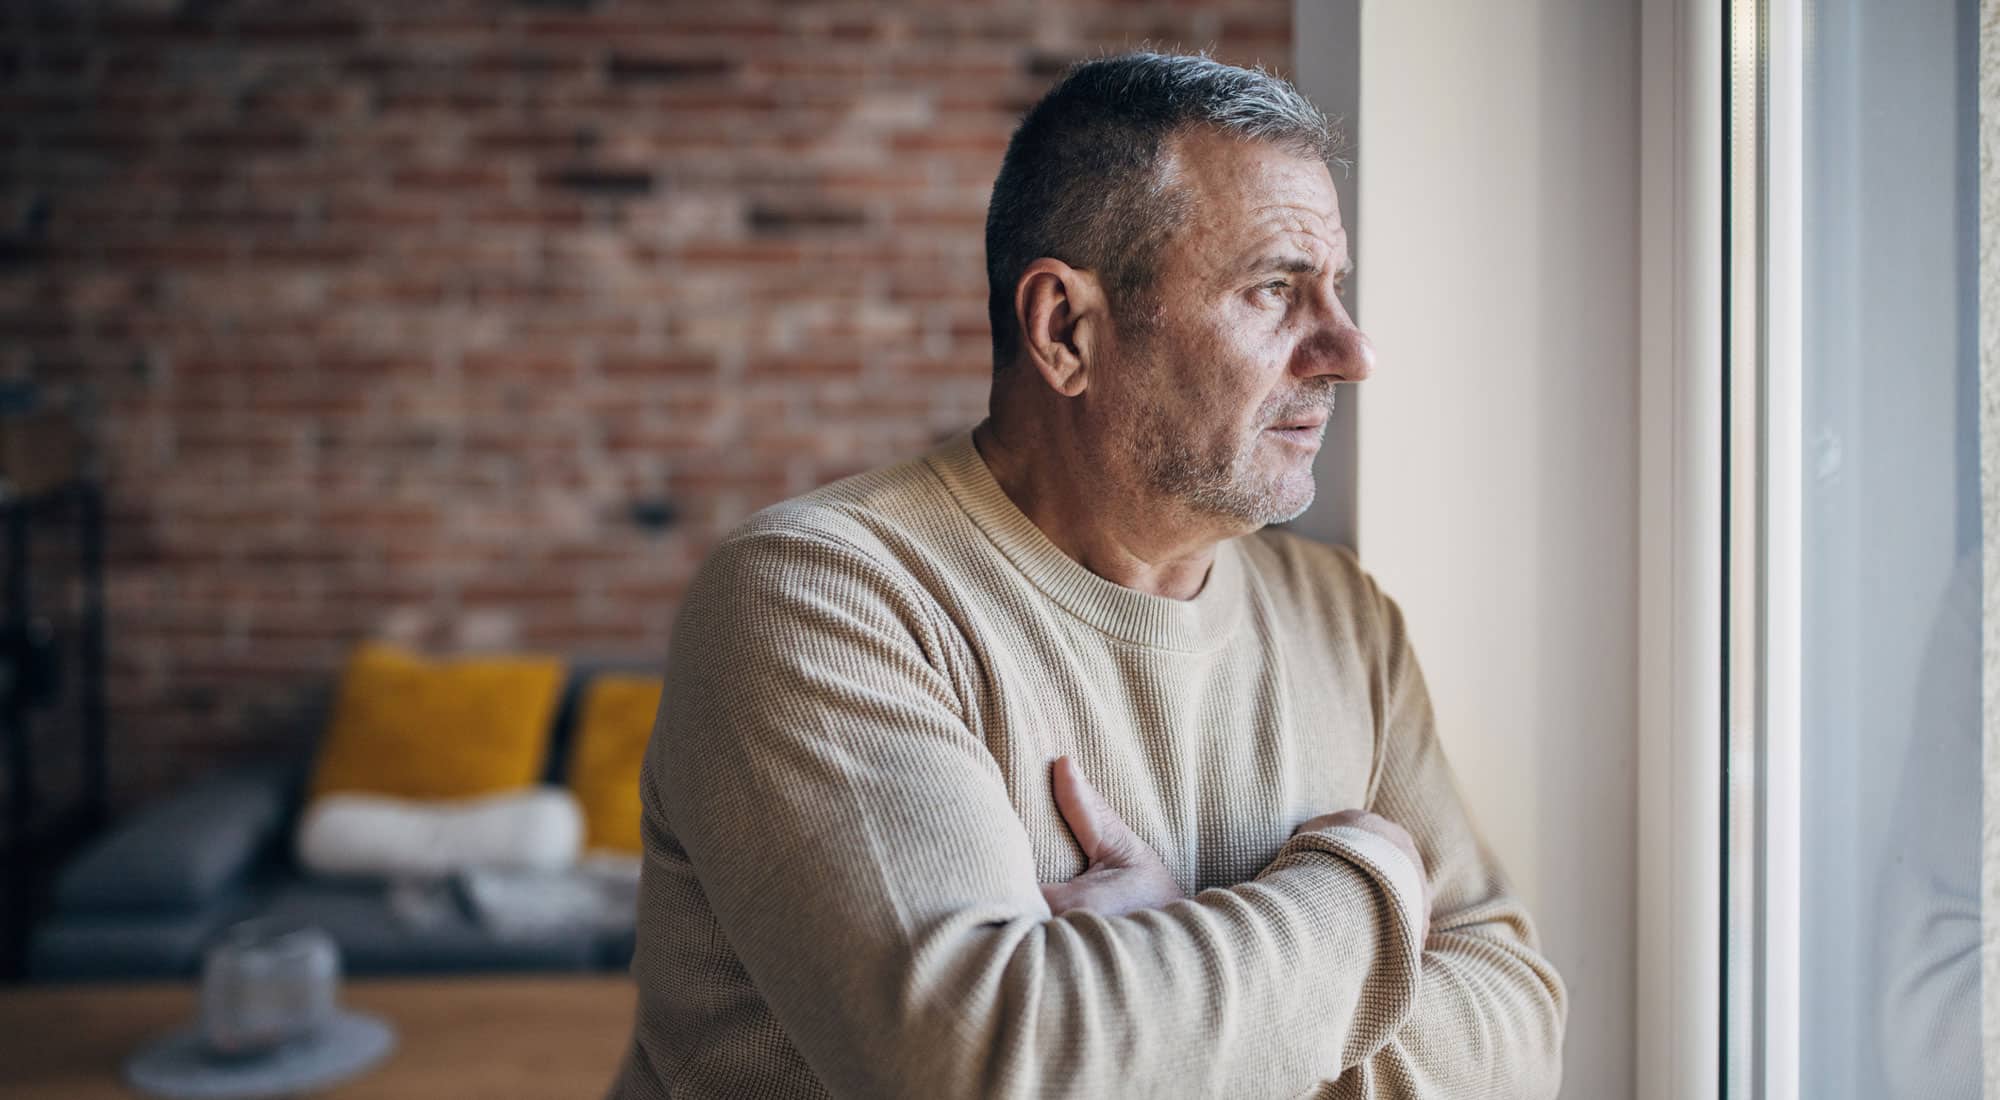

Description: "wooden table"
0 975 638 1098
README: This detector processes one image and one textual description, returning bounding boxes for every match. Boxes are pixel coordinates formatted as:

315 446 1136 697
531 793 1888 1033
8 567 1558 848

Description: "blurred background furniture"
27 660 651 983
0 383 108 981
0 974 636 1099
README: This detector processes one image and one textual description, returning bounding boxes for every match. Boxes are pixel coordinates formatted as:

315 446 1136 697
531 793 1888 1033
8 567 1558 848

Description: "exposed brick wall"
0 1 1291 810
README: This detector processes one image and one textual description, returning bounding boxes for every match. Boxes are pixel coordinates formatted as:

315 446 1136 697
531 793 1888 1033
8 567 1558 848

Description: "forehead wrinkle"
1248 198 1338 232
1227 220 1347 279
1157 135 1346 285
1245 199 1342 246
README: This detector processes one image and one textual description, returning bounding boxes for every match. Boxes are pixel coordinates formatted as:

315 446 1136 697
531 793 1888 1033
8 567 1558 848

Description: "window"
1721 0 1981 1094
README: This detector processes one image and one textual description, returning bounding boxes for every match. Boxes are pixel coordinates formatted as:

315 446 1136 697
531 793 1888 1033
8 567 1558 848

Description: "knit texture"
606 431 1566 1099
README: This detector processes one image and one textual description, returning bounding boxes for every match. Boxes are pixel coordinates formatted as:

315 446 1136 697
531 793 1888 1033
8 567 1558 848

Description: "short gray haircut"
984 51 1340 371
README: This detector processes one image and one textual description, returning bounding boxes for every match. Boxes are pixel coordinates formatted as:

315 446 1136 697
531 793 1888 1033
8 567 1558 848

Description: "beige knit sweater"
607 431 1566 1099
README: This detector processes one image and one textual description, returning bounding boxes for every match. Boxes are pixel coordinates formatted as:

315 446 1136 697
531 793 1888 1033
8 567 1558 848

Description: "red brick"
9 0 1294 805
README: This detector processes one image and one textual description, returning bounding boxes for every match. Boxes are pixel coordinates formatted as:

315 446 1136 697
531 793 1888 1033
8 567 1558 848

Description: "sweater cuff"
1296 824 1427 957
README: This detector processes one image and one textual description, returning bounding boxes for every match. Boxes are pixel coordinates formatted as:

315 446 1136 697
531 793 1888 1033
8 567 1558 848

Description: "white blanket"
456 854 644 940
296 786 584 879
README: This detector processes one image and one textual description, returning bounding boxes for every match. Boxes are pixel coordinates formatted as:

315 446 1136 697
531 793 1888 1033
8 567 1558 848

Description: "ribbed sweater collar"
925 430 1247 653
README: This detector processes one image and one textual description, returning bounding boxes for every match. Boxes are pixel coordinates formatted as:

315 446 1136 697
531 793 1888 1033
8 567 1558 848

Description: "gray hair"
983 51 1340 371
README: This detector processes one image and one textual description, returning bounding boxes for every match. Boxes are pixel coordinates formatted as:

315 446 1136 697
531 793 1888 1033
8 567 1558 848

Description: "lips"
1267 415 1328 431
1265 411 1329 432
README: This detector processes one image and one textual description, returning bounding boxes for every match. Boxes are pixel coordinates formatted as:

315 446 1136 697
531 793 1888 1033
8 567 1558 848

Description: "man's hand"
1293 809 1431 942
1040 756 1187 917
1037 757 1431 938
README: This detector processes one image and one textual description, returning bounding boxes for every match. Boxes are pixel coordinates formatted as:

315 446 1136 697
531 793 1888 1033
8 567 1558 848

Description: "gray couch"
29 663 648 982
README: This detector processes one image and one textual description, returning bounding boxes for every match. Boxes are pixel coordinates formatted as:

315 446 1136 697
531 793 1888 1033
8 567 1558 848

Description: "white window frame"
1639 0 1806 1094
1636 0 1725 1094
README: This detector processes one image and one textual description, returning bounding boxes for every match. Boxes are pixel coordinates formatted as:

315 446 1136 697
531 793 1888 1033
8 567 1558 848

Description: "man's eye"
1257 280 1292 298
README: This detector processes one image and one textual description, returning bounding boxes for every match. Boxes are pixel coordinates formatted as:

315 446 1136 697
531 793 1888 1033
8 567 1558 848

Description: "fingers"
1040 866 1179 918
1355 814 1423 875
1039 882 1066 911
1049 756 1131 865
1049 755 1110 859
1295 808 1421 870
1039 879 1102 916
1292 808 1369 836
1041 876 1105 918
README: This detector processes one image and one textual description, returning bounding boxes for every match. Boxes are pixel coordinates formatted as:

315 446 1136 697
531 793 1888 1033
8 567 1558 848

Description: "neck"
971 417 1228 601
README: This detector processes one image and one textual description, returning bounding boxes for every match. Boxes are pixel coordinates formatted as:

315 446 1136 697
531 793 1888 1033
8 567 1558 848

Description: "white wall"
1311 4 1642 1097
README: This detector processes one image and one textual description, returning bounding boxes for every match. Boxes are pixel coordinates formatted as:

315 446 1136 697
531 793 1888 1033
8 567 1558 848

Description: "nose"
1291 282 1375 383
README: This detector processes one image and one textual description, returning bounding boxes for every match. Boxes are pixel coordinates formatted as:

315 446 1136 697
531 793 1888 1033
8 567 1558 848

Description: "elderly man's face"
1098 130 1373 528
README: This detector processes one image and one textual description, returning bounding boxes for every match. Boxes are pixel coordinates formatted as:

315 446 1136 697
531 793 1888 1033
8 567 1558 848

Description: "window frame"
1635 0 1727 1095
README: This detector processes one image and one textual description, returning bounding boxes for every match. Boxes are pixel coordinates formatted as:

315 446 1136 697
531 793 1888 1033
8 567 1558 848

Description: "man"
609 52 1566 1099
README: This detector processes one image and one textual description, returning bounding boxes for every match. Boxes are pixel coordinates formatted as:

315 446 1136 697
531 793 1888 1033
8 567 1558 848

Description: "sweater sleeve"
649 529 1426 1100
1319 572 1568 1098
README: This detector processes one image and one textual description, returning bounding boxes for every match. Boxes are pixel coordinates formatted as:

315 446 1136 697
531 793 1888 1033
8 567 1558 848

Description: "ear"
1012 258 1105 398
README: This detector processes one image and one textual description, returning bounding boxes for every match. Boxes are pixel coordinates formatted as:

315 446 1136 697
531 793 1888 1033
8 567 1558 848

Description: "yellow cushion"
565 674 663 854
308 643 566 801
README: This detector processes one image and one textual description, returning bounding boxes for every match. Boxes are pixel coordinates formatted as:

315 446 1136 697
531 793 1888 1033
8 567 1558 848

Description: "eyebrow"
1241 254 1356 279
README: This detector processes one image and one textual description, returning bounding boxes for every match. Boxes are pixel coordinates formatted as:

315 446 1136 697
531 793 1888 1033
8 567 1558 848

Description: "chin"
1279 494 1317 524
1266 480 1317 525
1228 472 1316 528
1254 454 1319 521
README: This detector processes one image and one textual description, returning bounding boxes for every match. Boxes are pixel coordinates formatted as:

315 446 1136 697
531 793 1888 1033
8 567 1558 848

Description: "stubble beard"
1128 385 1332 529
1107 297 1335 530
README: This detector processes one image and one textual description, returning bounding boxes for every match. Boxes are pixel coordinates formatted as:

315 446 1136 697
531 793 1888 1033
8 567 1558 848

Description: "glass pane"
1800 0 1980 1096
